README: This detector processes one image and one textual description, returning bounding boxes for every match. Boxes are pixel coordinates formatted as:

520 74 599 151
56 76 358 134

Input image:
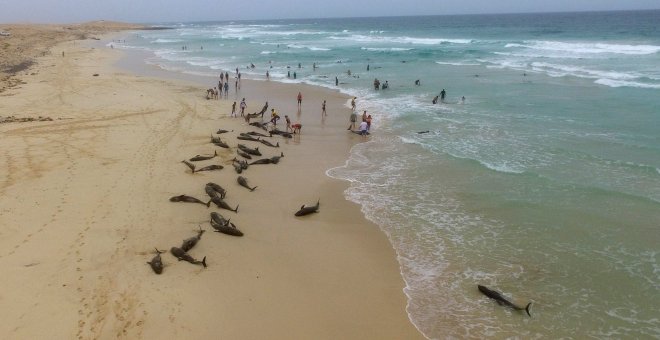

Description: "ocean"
117 11 660 338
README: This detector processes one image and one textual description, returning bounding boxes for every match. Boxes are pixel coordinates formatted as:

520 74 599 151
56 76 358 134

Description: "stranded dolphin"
196 164 224 172
210 216 244 237
210 196 239 213
169 195 211 207
181 160 196 173
295 199 320 216
180 227 205 252
189 150 218 162
478 285 531 317
170 246 207 268
205 182 226 199
237 176 257 191
146 248 165 274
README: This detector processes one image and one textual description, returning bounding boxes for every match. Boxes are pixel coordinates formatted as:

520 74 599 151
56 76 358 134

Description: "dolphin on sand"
169 195 211 207
269 152 284 164
170 247 207 268
237 144 262 156
180 227 205 252
210 196 239 213
294 200 320 216
237 176 257 191
210 217 244 237
146 248 165 274
205 182 226 199
189 150 218 162
237 150 252 159
181 160 196 173
196 164 223 172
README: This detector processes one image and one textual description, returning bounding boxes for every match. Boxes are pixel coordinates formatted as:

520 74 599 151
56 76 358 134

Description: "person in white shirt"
358 121 368 135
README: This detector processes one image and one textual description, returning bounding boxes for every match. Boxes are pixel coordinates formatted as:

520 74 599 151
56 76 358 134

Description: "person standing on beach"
322 100 326 116
266 70 270 80
440 89 446 102
335 76 339 86
348 110 357 130
231 101 237 117
239 98 246 117
285 115 292 132
297 92 302 108
351 97 356 111
366 114 372 131
223 82 229 97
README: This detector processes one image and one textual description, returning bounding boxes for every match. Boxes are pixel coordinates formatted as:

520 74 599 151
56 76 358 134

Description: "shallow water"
121 11 660 338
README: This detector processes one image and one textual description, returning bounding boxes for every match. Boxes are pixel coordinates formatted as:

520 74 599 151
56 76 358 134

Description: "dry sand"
0 25 424 339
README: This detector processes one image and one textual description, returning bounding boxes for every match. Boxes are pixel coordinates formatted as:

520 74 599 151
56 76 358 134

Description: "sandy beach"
0 24 423 339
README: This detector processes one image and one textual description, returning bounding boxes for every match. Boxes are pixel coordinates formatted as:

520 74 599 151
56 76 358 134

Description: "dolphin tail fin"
155 247 164 254
525 303 532 317
276 142 280 147
206 200 211 208
201 256 207 268
250 186 257 192
281 152 284 157
214 150 218 156
234 204 239 213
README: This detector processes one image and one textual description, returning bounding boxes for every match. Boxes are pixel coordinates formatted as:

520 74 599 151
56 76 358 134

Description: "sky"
1 0 659 23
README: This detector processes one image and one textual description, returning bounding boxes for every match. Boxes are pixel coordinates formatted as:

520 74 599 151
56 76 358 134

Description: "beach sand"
0 25 424 339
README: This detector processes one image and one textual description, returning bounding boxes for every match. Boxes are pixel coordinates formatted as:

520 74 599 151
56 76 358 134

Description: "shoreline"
0 26 424 339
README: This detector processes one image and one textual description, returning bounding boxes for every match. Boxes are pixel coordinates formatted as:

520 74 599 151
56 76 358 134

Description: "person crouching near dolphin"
358 120 368 136
270 109 280 125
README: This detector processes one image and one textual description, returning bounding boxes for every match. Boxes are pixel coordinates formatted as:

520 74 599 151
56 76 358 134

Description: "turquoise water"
120 11 660 338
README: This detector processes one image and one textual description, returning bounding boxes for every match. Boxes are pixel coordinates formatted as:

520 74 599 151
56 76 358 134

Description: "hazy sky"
2 0 659 23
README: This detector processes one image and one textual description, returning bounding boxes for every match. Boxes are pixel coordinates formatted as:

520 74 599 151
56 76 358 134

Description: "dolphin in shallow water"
478 285 531 317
